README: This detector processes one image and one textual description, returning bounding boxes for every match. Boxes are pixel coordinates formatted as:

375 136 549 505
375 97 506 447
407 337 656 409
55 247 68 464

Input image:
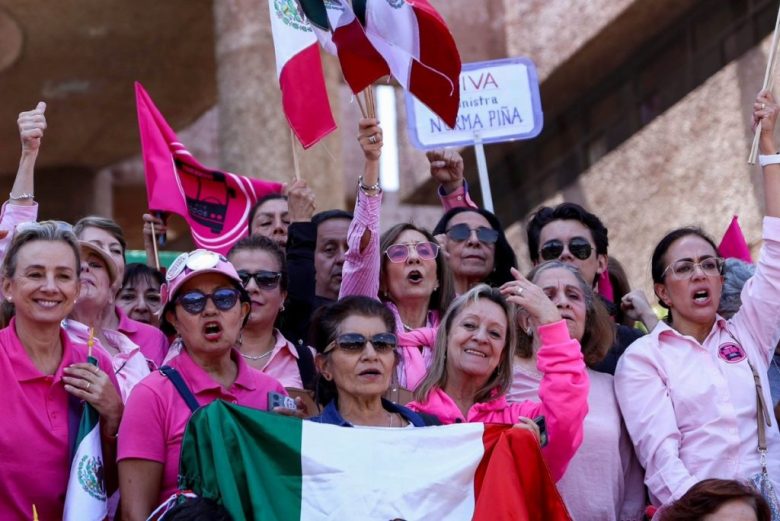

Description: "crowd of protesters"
1 90 780 521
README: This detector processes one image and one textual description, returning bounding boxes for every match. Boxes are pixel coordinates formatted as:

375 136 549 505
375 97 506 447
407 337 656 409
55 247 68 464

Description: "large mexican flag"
179 401 570 520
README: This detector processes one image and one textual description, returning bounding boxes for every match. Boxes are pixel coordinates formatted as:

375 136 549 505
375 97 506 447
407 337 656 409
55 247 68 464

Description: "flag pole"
355 92 368 118
748 2 780 164
290 129 302 181
473 133 494 213
149 222 161 271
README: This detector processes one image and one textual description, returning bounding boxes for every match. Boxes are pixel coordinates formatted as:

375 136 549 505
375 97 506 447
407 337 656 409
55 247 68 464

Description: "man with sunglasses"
527 202 647 374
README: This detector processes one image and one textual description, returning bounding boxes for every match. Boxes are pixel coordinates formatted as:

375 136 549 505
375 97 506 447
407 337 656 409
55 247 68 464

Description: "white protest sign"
405 57 543 149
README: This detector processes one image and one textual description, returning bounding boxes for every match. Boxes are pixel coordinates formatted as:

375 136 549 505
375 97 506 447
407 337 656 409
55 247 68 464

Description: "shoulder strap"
160 365 200 413
294 342 316 390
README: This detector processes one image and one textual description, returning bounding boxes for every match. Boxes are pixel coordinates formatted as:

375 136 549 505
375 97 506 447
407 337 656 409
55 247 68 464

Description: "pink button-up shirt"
438 181 478 211
256 329 314 389
0 319 119 520
407 320 589 481
118 348 286 504
339 189 440 390
115 306 168 368
615 216 780 506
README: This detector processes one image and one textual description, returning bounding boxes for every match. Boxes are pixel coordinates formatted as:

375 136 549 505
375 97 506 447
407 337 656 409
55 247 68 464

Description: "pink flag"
718 215 753 263
135 82 283 255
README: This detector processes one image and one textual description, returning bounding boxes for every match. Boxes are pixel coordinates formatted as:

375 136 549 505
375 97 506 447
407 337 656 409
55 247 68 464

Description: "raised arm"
339 118 383 299
757 90 780 217
428 148 478 211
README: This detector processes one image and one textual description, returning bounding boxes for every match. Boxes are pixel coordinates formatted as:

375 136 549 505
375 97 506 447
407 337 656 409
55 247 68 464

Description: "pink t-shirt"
116 306 168 368
0 319 119 520
407 320 589 481
118 348 286 504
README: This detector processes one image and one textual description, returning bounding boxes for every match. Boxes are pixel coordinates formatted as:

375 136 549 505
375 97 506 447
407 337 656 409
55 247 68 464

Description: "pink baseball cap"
160 249 244 307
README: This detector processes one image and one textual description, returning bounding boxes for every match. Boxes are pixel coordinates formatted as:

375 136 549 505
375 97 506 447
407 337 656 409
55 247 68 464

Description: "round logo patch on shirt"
718 342 746 363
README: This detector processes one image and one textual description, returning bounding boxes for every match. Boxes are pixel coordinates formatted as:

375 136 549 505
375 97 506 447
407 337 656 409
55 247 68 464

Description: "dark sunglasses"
445 223 499 245
236 270 282 290
324 332 398 353
540 237 593 261
385 242 439 263
176 288 241 314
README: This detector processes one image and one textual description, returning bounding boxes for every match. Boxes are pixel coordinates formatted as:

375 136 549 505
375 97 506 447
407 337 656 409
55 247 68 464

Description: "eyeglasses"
445 223 499 245
540 237 593 261
236 270 282 290
323 332 398 354
662 257 724 280
385 242 440 263
176 288 241 314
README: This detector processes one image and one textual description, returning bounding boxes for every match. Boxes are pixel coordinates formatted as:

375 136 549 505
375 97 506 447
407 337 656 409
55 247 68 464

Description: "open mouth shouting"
407 269 424 284
691 288 711 306
203 321 224 341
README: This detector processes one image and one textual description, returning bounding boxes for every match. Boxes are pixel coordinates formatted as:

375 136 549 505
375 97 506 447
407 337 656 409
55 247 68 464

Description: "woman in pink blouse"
615 91 780 507
407 282 588 481
339 118 454 393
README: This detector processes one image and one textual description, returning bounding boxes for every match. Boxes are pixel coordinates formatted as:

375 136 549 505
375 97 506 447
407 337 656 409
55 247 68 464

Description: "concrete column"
213 0 345 210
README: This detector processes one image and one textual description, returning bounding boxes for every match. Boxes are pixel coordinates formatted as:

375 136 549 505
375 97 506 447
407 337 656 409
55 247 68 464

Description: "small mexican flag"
179 401 570 521
63 355 107 521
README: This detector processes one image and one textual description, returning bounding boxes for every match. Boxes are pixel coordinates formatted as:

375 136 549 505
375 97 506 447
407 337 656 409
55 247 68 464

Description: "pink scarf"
397 327 437 390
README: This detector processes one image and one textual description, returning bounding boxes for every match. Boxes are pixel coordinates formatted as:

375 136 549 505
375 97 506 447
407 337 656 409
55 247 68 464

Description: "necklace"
388 411 395 427
240 350 273 361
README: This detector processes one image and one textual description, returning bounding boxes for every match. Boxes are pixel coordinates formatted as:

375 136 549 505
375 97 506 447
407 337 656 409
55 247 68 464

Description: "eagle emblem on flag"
77 454 106 502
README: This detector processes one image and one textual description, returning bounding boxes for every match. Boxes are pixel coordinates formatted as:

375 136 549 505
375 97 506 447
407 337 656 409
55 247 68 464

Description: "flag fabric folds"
718 215 753 263
135 83 283 255
63 356 107 521
179 400 570 521
268 0 337 148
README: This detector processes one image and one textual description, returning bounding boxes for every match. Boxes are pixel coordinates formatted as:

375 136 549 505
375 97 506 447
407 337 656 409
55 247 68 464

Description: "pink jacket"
339 189 439 390
407 320 589 481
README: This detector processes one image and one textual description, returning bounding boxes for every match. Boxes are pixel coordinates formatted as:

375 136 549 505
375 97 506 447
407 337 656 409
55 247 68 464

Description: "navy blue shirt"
310 398 437 427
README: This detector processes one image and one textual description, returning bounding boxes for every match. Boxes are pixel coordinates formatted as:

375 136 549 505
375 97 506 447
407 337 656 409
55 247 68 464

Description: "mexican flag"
268 0 337 148
63 356 107 521
354 0 461 127
297 0 389 93
179 401 570 521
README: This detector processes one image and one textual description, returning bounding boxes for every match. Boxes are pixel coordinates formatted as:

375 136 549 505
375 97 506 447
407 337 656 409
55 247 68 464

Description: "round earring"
323 372 333 382
280 304 286 312
6 297 11 303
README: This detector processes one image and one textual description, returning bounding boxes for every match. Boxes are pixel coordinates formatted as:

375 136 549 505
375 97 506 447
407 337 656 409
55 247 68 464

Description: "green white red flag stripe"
268 0 336 148
179 401 570 520
63 356 107 521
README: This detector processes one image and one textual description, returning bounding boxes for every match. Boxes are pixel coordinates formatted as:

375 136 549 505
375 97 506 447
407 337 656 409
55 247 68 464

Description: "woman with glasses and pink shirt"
339 119 454 395
615 91 780 509
118 249 287 520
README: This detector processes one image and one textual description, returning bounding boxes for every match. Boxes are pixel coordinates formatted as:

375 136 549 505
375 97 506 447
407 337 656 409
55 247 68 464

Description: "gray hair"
718 258 755 319
3 221 81 278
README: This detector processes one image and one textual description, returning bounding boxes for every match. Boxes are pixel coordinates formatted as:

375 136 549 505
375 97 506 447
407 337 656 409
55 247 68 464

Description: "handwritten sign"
405 57 543 149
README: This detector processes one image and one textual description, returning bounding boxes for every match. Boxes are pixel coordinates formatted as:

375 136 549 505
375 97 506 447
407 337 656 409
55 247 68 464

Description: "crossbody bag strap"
160 365 200 413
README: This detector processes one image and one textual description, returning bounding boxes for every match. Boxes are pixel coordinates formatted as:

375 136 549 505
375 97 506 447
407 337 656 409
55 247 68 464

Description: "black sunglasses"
540 237 593 261
324 332 398 354
176 288 241 314
236 270 282 290
445 223 499 245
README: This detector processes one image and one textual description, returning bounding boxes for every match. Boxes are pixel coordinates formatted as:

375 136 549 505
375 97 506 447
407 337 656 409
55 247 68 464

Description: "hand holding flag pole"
749 3 780 164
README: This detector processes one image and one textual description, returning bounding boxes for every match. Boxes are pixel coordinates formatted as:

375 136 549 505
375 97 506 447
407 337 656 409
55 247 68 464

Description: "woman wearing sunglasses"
615 92 780 508
227 235 315 390
509 261 645 519
0 222 123 520
408 283 588 481
432 207 517 295
118 249 288 520
340 119 454 394
310 296 439 427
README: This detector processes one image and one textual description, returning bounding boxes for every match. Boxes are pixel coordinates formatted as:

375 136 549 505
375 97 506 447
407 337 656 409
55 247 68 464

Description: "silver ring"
762 103 767 110
516 286 524 296
369 135 377 144
86 381 91 391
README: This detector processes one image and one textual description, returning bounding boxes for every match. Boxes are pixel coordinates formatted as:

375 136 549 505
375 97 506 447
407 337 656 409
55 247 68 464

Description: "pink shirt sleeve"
339 189 382 299
117 381 166 463
438 181 478 211
0 201 37 267
614 336 698 505
534 320 589 482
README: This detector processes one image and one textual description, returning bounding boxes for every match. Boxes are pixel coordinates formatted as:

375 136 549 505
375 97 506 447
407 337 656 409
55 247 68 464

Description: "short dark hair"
122 262 164 290
247 193 287 234
312 209 353 228
432 207 517 287
73 216 127 256
526 203 609 263
660 479 770 521
309 296 396 405
228 234 288 291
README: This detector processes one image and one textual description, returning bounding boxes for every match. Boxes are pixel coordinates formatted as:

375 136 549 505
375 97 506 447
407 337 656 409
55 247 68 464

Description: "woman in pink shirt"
615 91 780 507
509 261 645 519
407 282 589 481
0 221 123 520
227 235 315 391
118 249 287 520
340 119 454 393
